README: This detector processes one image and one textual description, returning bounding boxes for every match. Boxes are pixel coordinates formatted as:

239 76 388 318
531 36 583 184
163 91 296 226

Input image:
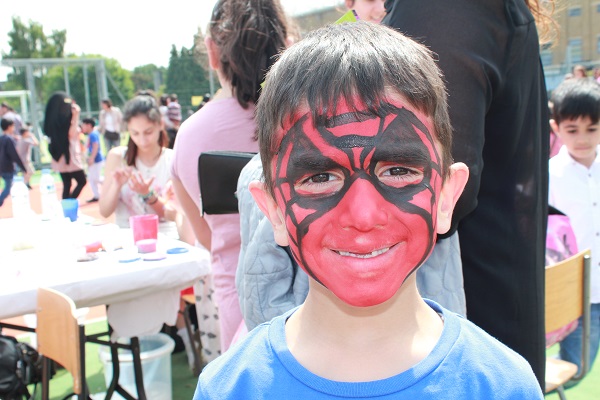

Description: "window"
541 50 553 66
568 7 582 17
568 38 583 63
597 4 600 13
541 42 553 66
597 36 600 54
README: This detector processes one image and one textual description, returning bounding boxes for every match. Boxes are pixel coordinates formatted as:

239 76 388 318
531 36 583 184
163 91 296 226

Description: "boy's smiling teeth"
336 247 390 259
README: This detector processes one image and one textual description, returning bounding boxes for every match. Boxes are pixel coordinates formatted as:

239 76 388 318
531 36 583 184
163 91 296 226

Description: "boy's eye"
308 173 331 183
384 167 411 176
295 171 343 195
377 164 424 188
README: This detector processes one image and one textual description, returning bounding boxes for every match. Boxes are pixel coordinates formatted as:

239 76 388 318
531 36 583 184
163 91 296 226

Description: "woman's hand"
112 167 132 188
128 170 155 196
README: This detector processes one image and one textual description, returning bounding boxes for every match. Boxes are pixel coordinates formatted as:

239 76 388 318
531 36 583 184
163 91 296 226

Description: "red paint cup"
129 214 159 244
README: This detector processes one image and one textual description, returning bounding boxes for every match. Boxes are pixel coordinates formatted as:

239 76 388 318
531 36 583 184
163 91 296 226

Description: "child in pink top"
171 0 291 353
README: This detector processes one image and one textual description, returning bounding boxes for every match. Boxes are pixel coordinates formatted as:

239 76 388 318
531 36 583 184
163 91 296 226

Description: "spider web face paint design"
272 102 443 307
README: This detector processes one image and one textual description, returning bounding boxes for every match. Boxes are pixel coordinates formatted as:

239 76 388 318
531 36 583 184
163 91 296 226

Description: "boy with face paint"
194 22 542 399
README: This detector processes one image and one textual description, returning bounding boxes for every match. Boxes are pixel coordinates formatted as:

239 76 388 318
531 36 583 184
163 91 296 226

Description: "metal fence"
0 58 119 168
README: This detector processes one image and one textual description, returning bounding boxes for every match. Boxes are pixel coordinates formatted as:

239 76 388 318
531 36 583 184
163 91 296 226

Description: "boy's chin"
329 283 404 308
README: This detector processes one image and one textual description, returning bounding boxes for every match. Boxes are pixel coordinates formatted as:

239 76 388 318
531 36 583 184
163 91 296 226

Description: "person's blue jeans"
560 302 600 387
0 172 14 206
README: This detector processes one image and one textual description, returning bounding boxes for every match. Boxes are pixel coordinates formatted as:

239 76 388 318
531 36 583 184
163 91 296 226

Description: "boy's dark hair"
18 126 30 135
209 0 289 109
160 94 169 106
122 95 169 166
82 117 95 127
1 117 14 131
256 21 453 196
551 78 600 125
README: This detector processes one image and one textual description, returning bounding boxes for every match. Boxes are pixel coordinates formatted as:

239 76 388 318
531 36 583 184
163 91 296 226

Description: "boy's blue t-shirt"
88 130 104 163
194 300 543 399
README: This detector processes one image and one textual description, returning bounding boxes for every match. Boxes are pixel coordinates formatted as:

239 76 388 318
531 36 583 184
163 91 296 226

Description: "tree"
131 64 167 93
2 17 67 95
165 31 211 118
4 17 66 59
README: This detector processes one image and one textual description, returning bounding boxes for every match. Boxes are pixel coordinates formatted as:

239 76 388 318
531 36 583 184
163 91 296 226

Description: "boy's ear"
436 163 469 234
550 119 559 135
204 36 220 71
249 181 289 246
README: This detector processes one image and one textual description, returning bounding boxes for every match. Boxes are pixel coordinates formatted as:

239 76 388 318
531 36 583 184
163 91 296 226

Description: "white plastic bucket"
98 333 175 400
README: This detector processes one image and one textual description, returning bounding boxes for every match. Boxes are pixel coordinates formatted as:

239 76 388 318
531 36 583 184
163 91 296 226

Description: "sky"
0 0 342 80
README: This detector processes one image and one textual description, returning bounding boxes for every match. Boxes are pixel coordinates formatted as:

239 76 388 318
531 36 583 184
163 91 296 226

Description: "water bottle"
40 169 61 220
10 175 32 218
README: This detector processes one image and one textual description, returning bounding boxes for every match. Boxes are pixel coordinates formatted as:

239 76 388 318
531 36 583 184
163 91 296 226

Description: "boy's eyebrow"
324 111 378 128
374 142 431 165
289 153 341 173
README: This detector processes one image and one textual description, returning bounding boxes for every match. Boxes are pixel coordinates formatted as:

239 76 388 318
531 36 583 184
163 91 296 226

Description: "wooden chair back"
544 249 591 395
36 287 83 395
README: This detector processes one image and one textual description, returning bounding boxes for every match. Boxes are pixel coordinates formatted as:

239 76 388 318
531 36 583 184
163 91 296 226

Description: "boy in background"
16 125 39 189
0 118 26 207
194 22 542 399
166 93 181 149
549 78 600 380
81 118 104 203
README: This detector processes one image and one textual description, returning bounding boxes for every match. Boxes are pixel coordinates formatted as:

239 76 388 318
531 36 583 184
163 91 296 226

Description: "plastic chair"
544 249 592 399
36 287 89 400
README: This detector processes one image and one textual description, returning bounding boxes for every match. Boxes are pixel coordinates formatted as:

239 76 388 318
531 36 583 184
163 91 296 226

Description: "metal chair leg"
556 386 568 400
181 301 203 376
130 337 147 400
41 356 51 400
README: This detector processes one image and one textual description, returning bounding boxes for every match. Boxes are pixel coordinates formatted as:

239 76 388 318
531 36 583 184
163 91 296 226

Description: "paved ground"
1 179 111 337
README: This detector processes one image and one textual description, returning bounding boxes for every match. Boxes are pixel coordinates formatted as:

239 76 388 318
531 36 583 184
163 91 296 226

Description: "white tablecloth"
0 216 211 338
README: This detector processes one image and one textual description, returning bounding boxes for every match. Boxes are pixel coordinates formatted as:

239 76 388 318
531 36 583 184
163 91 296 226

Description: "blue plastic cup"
61 199 79 222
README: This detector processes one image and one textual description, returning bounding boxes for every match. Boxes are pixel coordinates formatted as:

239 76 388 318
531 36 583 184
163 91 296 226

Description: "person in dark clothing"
0 118 27 207
383 0 552 388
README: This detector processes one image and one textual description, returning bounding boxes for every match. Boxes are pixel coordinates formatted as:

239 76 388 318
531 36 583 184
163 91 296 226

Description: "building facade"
291 1 600 90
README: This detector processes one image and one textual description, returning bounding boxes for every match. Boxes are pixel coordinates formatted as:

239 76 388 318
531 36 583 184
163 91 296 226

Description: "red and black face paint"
272 101 443 307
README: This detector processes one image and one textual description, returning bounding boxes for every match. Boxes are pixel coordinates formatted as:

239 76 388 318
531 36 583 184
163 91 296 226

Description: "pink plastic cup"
129 214 159 244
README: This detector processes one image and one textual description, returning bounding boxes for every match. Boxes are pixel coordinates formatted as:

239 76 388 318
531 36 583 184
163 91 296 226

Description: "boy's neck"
569 149 597 169
285 275 444 381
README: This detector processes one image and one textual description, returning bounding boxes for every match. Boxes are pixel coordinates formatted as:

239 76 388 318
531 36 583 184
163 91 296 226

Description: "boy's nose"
337 178 388 231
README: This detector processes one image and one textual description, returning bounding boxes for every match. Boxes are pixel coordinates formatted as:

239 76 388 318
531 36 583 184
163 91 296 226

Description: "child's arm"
8 139 26 172
98 149 129 218
172 177 212 250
